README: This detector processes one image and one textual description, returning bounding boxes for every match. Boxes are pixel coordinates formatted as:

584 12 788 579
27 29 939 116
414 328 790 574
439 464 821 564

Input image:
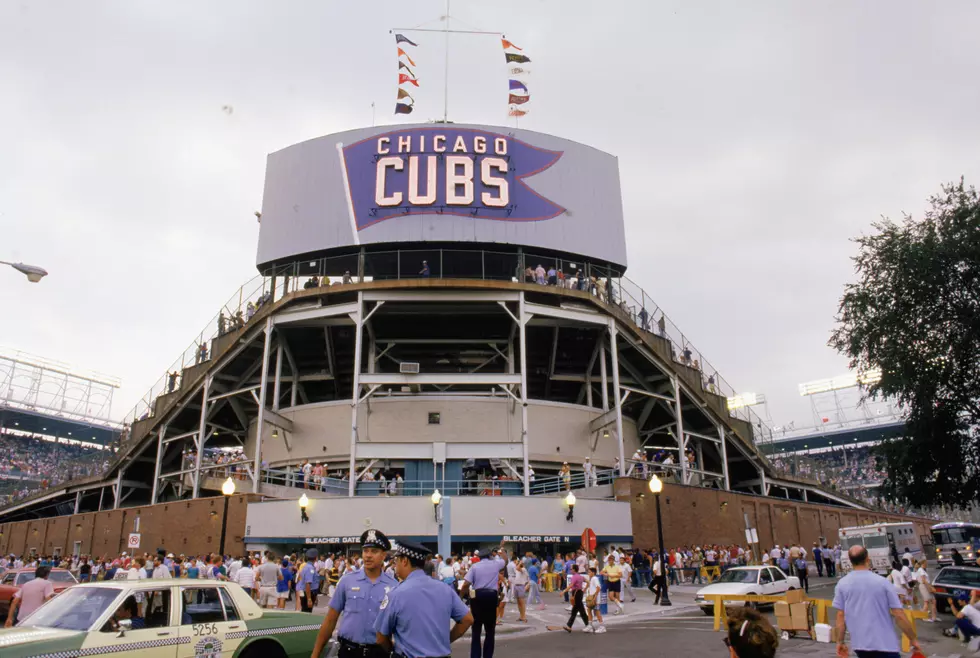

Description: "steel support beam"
673 376 687 486
192 376 212 498
718 424 730 490
609 321 626 476
273 343 284 411
349 293 364 497
518 292 530 496
252 318 273 494
151 424 166 504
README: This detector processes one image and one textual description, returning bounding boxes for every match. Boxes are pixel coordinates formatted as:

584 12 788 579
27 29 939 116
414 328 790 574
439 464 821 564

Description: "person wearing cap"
376 539 473 658
460 544 508 658
311 530 397 658
296 548 320 613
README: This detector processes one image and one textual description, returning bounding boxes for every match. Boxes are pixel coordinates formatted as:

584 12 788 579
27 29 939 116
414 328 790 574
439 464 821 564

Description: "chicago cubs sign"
341 127 565 230
257 123 628 269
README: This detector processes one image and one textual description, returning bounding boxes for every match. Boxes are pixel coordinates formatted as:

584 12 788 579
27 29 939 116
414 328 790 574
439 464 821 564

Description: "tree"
830 178 980 508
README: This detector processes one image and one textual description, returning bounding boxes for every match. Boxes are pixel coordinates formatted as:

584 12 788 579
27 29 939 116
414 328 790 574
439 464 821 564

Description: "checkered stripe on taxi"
30 635 190 658
226 623 322 640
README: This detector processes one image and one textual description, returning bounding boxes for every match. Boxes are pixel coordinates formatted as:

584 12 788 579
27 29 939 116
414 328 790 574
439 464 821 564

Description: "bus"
839 523 922 575
931 522 980 567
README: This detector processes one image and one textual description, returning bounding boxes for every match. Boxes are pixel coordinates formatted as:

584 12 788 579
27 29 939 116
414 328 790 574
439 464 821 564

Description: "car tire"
936 598 949 614
701 606 714 616
239 640 287 658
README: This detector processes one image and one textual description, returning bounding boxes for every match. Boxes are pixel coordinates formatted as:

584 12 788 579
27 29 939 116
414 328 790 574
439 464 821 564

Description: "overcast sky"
3 1 979 430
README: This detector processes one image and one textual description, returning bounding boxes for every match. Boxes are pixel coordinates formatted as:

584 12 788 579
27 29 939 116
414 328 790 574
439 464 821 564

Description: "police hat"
360 529 392 551
305 548 318 560
392 539 430 562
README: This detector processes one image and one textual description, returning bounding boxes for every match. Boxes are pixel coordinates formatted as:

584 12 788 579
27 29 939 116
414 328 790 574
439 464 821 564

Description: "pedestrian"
887 560 910 607
419 260 430 277
649 550 666 604
374 540 473 658
913 559 937 623
951 592 980 650
813 543 823 578
585 566 607 633
527 558 544 608
582 458 594 488
621 557 636 603
4 565 55 627
461 544 509 658
561 564 589 632
511 560 529 623
297 549 319 612
794 552 809 594
310 530 397 658
833 545 920 658
602 554 624 615
724 606 779 658
277 558 293 609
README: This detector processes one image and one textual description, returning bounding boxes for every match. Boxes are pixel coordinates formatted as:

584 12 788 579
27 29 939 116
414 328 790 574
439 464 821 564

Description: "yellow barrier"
708 594 928 651
701 566 721 581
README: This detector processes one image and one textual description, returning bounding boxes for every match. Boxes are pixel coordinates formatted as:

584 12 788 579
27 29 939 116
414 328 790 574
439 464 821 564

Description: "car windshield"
19 586 121 632
936 569 980 587
49 571 77 583
718 569 757 584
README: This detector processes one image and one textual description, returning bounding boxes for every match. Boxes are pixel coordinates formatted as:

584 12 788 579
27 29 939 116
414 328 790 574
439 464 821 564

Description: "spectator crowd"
0 432 112 506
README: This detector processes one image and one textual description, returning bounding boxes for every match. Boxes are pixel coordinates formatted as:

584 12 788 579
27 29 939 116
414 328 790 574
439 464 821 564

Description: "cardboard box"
789 602 809 616
785 588 806 603
774 601 791 618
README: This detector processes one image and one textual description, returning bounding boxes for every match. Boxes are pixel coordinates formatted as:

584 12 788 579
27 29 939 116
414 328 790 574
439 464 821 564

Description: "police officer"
375 540 473 658
460 544 508 658
310 530 397 658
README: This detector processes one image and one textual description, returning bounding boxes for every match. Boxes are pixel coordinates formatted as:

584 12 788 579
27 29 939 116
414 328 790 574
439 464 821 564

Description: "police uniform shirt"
330 569 398 644
375 570 469 658
463 554 505 590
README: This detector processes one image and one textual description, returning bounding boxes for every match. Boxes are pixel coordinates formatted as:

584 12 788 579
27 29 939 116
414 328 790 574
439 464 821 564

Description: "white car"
694 566 801 615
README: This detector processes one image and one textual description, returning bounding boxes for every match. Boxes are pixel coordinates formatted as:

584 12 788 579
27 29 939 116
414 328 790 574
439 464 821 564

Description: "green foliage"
830 179 980 508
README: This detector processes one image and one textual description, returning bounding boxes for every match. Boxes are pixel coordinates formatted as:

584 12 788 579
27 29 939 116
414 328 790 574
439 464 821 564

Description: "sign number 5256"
193 623 218 636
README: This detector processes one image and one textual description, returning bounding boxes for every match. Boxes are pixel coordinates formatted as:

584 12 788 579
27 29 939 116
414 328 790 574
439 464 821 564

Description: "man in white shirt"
235 560 256 596
621 560 636 602
770 545 782 561
582 458 594 488
227 556 242 582
5 566 54 626
151 556 172 579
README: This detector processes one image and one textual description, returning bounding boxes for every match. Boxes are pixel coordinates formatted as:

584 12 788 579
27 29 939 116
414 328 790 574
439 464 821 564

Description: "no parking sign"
127 533 141 549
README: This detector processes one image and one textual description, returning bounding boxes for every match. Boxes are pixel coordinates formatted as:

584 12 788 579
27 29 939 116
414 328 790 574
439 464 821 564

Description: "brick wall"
615 478 935 550
0 493 259 558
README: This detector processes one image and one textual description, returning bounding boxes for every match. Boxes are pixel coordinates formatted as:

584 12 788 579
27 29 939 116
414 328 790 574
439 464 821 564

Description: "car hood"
0 626 84 650
696 583 756 597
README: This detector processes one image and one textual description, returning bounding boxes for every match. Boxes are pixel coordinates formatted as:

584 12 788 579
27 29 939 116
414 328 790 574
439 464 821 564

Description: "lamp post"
218 477 235 557
299 493 310 523
1 261 48 283
565 491 576 522
430 489 442 522
649 474 671 606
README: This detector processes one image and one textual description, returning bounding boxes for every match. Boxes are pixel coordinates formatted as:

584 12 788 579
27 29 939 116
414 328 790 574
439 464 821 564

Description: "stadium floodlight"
798 369 882 396
1 260 48 283
727 392 766 411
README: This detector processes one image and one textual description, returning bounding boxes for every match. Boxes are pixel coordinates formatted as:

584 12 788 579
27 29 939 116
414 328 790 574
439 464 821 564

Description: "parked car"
0 578 323 658
0 568 77 618
694 566 801 615
932 566 980 613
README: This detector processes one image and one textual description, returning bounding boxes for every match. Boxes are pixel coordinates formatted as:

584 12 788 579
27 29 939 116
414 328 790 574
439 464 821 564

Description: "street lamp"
648 474 671 605
564 491 576 522
1 261 48 283
218 477 235 557
431 489 442 522
299 493 310 523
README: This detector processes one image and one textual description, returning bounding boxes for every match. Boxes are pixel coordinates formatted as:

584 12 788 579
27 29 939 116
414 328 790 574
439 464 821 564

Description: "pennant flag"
509 93 530 105
399 73 420 87
395 102 414 115
397 88 414 102
510 67 530 76
508 79 528 93
509 107 528 117
398 61 416 77
395 34 418 46
505 53 531 64
501 38 523 51
397 48 416 67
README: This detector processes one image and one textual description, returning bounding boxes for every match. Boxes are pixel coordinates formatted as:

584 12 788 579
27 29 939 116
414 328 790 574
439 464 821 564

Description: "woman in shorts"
511 560 529 622
915 559 938 622
585 566 606 633
601 555 625 615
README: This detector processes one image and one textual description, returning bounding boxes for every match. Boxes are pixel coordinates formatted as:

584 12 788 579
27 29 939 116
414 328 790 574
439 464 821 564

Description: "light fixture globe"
299 493 310 509
564 491 576 507
221 477 236 496
648 474 663 494
430 489 442 505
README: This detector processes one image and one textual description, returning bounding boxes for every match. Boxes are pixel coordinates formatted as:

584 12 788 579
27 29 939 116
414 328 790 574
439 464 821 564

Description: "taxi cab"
0 578 323 658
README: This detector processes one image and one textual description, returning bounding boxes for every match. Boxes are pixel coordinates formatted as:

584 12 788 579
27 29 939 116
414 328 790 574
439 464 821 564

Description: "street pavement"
434 577 973 657
308 575 974 656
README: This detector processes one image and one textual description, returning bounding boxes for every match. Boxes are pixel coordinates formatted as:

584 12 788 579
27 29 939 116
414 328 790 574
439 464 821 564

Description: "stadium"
0 124 936 559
